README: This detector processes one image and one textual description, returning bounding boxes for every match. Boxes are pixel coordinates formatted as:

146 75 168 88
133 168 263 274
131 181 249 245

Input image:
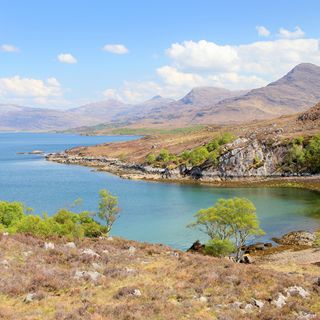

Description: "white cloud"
166 40 239 71
277 26 305 39
102 44 129 54
165 38 320 80
0 75 67 107
57 53 77 64
256 26 271 37
0 76 62 98
0 44 19 52
102 29 320 104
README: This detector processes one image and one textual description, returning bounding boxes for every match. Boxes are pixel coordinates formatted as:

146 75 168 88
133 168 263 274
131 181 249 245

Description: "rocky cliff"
46 137 301 182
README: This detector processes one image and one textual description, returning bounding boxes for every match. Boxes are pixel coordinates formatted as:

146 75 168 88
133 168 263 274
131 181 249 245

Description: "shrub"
0 201 24 227
188 147 209 166
305 134 320 173
204 238 235 257
146 153 156 165
156 149 171 163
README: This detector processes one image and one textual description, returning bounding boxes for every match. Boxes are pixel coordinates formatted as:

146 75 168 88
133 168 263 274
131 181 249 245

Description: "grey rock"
44 242 55 250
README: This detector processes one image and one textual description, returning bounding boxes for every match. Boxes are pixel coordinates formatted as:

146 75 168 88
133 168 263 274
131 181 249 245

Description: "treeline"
0 190 119 240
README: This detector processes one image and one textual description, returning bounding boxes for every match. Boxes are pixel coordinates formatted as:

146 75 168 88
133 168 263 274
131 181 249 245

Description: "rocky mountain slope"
193 63 320 124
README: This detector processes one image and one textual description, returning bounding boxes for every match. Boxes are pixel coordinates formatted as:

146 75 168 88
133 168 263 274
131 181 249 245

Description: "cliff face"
46 137 296 182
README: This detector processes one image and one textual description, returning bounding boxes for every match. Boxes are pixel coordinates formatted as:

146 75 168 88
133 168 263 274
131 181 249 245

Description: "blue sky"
0 0 320 108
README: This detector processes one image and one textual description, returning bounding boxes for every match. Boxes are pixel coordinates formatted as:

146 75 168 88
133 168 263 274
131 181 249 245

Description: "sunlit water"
0 132 319 250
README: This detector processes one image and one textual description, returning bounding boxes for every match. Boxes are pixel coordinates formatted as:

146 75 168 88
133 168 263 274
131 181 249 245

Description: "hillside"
0 233 319 320
47 101 320 188
193 63 320 124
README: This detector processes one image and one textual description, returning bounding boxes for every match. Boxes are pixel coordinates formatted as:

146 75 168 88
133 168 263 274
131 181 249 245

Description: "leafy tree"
97 189 120 235
0 201 24 227
305 134 320 173
188 147 209 166
189 197 264 261
204 238 235 257
286 143 306 171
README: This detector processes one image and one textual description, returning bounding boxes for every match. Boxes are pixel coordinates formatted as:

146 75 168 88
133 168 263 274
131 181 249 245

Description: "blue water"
0 132 319 250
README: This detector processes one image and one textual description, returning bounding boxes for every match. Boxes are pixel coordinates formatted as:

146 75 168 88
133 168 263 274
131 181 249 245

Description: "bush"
0 201 24 227
188 147 209 166
204 238 235 257
206 133 235 152
305 134 320 173
0 190 115 240
146 153 156 165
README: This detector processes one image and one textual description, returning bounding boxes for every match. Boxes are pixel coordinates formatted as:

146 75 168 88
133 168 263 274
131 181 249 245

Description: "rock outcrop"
47 137 300 182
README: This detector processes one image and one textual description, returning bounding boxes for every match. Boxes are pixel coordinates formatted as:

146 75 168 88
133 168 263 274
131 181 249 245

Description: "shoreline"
46 152 320 192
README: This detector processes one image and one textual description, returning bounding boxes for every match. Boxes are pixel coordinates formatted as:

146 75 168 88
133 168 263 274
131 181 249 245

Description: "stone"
240 254 254 264
44 242 55 250
187 240 205 254
82 248 100 258
24 293 35 303
107 237 113 241
199 296 208 303
272 293 287 308
276 231 316 246
252 298 264 308
74 270 101 282
128 246 136 254
285 286 309 298
0 259 9 269
65 242 76 249
132 289 142 297
2 232 9 236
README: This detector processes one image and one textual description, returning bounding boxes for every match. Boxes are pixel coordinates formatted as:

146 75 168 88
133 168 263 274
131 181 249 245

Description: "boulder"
276 231 316 246
272 293 287 308
239 254 254 264
187 240 205 254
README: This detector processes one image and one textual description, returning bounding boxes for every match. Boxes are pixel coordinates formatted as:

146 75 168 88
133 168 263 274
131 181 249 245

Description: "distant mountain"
120 87 247 125
193 63 320 123
0 104 82 131
70 100 131 121
2 63 320 131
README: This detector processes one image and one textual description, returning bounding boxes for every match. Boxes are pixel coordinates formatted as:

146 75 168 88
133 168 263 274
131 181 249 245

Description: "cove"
0 132 319 250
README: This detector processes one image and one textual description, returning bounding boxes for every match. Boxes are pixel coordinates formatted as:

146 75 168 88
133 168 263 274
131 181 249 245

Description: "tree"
97 189 120 235
189 197 264 261
306 134 320 173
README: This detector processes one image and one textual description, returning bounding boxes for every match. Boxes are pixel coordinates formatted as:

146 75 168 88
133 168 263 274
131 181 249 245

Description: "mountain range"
1 63 320 131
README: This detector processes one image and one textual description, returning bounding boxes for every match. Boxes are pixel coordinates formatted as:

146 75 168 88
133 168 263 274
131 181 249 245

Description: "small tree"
97 189 120 235
189 197 264 261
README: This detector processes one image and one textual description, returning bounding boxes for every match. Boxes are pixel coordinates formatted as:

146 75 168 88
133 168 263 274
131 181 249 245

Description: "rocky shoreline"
45 151 320 190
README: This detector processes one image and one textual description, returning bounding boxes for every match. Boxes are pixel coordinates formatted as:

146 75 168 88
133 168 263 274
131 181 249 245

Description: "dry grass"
0 234 319 319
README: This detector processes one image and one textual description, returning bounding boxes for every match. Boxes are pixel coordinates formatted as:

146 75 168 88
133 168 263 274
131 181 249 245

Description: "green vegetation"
189 197 264 260
146 132 235 168
110 125 205 136
204 238 235 257
98 189 120 234
0 189 120 240
285 134 320 173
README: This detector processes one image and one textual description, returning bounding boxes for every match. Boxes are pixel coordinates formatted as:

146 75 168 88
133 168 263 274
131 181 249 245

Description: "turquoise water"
0 132 319 250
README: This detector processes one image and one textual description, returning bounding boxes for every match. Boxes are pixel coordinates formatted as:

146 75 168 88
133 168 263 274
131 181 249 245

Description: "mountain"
70 100 132 121
0 100 131 131
119 87 247 126
0 104 85 131
193 63 320 124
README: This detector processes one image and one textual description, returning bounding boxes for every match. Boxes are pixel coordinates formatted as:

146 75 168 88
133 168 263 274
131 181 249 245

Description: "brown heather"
0 234 319 319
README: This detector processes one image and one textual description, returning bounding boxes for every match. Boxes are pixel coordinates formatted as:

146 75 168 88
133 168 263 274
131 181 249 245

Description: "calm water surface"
0 132 319 250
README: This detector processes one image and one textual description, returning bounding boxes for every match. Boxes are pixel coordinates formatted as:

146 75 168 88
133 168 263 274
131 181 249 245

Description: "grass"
109 125 205 136
0 233 319 319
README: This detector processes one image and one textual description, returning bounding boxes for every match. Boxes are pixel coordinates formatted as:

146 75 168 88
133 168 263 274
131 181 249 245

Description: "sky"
0 0 320 108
